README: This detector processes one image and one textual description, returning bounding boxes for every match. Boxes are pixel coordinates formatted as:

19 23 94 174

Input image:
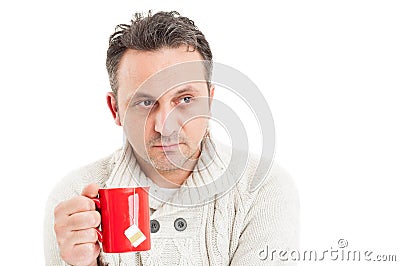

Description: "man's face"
116 47 213 172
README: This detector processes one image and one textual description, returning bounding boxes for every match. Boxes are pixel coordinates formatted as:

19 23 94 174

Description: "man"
44 11 299 265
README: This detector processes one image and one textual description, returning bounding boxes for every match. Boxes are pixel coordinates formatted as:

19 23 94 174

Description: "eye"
138 100 155 107
179 96 193 104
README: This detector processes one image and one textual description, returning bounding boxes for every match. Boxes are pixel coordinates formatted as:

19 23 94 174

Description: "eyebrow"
129 91 156 100
173 85 201 96
127 84 202 103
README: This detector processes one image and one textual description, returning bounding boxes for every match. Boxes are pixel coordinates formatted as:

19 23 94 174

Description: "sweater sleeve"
43 157 111 266
43 175 80 266
230 165 300 266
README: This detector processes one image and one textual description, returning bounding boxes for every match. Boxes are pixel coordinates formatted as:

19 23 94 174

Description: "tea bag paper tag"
124 223 146 247
124 193 146 247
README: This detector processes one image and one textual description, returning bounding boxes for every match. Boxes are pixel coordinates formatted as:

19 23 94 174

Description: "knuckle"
81 196 95 211
73 196 92 212
56 237 64 248
53 203 62 216
61 243 99 265
54 226 69 248
53 220 67 236
80 228 98 242
86 211 100 228
68 213 84 229
93 211 101 226
79 212 98 228
54 201 68 218
67 213 78 226
59 247 72 262
67 210 100 230
53 222 62 234
85 242 96 253
76 243 98 263
87 213 97 227
89 228 99 241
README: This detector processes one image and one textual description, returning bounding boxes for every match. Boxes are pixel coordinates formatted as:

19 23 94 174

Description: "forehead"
117 47 207 101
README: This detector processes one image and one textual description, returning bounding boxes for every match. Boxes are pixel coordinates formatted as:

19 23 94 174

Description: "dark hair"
106 10 213 97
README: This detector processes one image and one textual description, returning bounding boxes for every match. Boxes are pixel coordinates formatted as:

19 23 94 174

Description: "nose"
154 105 180 136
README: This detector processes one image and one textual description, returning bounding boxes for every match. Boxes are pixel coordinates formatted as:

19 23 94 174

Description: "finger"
61 242 100 266
81 183 100 198
57 228 99 250
73 242 100 265
67 211 101 231
70 228 99 245
55 196 96 218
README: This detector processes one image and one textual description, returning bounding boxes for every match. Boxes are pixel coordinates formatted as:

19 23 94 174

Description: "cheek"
133 116 159 144
124 117 147 144
181 117 208 142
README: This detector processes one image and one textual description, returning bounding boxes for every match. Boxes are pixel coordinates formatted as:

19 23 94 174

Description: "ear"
208 84 215 108
106 92 122 126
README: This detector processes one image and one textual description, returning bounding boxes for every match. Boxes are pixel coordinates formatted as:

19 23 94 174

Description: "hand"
54 183 101 266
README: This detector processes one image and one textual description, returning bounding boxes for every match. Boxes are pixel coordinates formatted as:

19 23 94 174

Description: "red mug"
92 187 151 253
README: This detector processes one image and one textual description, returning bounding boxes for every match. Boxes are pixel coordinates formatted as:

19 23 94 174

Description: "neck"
134 151 200 188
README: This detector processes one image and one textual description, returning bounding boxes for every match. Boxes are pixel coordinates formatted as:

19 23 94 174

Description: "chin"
151 158 185 171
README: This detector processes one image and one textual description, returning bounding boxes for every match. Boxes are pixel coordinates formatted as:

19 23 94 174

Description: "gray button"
174 218 187 231
150 219 160 233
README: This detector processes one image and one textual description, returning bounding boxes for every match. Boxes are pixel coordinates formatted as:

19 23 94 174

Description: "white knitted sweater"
44 138 299 265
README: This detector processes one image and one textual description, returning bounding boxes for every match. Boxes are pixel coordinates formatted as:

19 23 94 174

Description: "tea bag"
124 192 146 247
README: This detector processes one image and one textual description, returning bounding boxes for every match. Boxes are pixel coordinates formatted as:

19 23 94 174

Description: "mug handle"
91 198 103 243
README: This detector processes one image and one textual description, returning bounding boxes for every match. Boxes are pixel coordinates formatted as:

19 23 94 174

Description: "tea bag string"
133 186 139 226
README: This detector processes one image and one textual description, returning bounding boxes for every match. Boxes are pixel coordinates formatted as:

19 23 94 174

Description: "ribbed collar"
105 136 232 213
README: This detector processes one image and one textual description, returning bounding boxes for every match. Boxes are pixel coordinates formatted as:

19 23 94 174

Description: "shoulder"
250 161 299 218
236 151 298 199
212 141 298 202
256 160 298 199
230 151 299 219
213 140 299 213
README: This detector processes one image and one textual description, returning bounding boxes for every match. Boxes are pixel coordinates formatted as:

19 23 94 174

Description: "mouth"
152 143 181 151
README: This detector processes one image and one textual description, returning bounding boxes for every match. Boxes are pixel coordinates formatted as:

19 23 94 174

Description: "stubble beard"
146 144 200 172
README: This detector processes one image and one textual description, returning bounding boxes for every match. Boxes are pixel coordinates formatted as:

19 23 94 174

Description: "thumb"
81 183 100 198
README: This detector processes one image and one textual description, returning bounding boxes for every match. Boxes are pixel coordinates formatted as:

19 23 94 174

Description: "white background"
0 0 399 265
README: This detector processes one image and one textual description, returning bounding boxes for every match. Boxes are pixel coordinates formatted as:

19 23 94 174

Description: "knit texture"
44 138 299 265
